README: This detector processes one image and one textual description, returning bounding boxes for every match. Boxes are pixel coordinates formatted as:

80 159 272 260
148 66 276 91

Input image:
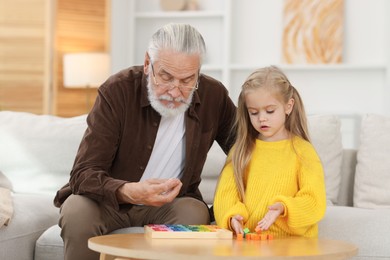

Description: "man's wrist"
116 182 136 204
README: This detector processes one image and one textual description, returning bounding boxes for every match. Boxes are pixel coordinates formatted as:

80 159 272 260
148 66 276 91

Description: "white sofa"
1 111 390 260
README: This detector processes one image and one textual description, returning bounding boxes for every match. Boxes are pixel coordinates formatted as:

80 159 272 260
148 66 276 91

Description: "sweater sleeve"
213 162 249 230
271 143 327 235
69 86 127 211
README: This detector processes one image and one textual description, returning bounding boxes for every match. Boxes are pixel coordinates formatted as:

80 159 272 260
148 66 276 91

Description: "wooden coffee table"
88 233 358 260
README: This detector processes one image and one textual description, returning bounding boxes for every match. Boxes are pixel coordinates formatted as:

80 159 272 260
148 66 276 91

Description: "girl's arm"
213 163 249 230
270 144 327 234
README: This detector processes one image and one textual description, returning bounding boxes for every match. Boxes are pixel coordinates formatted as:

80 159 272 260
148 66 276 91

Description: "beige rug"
0 171 14 227
0 187 13 228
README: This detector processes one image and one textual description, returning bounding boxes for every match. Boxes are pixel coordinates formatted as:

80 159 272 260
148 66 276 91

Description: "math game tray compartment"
144 224 232 239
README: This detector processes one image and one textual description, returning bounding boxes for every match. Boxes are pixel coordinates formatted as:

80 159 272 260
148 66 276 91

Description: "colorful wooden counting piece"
252 234 260 240
232 228 275 241
255 226 262 234
144 224 232 239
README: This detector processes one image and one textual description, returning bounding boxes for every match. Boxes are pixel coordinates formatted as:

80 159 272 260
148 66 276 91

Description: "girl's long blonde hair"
229 66 310 202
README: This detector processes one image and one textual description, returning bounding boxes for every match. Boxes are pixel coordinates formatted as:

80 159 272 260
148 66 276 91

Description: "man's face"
145 50 200 117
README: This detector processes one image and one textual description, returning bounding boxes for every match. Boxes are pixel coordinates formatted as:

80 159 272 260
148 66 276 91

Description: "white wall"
110 0 131 74
110 0 389 149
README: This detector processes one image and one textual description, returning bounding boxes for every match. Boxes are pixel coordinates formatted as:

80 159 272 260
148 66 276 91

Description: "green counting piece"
243 228 250 238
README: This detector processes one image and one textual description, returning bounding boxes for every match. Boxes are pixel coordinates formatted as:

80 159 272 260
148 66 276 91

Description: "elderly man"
54 23 236 260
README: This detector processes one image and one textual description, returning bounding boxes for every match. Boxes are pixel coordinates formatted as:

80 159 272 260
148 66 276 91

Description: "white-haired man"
55 23 236 260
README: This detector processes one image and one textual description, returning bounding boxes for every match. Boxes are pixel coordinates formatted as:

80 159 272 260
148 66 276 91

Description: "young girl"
213 66 326 238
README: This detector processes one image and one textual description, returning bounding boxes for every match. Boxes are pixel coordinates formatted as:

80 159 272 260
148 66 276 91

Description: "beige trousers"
59 195 210 260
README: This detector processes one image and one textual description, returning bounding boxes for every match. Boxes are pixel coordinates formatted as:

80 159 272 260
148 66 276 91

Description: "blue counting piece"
166 225 190 232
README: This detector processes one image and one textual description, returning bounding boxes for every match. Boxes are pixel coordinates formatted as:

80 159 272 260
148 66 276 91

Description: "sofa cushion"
0 194 59 260
319 206 390 259
34 225 144 260
0 111 87 194
354 114 390 209
199 143 226 204
34 225 64 260
307 115 343 204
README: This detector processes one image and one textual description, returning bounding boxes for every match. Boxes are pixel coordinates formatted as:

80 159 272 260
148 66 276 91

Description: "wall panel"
0 0 52 113
55 0 110 117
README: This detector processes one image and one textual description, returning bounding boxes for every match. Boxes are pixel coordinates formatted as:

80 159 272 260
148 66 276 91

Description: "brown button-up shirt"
54 66 236 211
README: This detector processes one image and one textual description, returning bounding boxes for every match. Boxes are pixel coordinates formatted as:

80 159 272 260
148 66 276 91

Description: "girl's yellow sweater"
214 137 326 238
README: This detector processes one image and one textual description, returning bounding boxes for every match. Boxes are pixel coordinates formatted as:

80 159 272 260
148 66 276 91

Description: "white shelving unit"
111 0 390 149
120 0 231 85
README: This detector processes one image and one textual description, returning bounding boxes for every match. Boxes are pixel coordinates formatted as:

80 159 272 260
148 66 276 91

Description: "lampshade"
63 52 110 88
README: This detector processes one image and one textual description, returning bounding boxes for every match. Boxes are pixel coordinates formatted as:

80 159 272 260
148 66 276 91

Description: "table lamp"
63 52 110 110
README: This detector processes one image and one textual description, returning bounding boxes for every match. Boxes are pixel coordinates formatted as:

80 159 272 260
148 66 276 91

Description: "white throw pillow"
0 111 87 194
307 115 343 204
354 114 390 209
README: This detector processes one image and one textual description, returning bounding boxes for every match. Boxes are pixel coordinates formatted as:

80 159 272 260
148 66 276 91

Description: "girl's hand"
256 202 284 231
230 215 244 235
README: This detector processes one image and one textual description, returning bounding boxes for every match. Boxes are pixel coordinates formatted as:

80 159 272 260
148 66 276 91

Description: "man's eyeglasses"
149 58 199 93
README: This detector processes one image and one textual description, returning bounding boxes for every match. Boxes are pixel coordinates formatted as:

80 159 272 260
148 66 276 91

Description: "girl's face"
245 87 294 142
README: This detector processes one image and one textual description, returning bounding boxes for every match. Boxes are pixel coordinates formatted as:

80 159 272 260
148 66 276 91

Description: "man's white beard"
146 75 194 117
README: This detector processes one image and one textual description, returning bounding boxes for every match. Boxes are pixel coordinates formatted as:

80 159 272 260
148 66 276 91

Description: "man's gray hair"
147 23 206 64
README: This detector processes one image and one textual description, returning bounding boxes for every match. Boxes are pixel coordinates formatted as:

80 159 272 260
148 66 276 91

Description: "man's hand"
116 178 182 206
230 215 244 235
256 202 284 231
